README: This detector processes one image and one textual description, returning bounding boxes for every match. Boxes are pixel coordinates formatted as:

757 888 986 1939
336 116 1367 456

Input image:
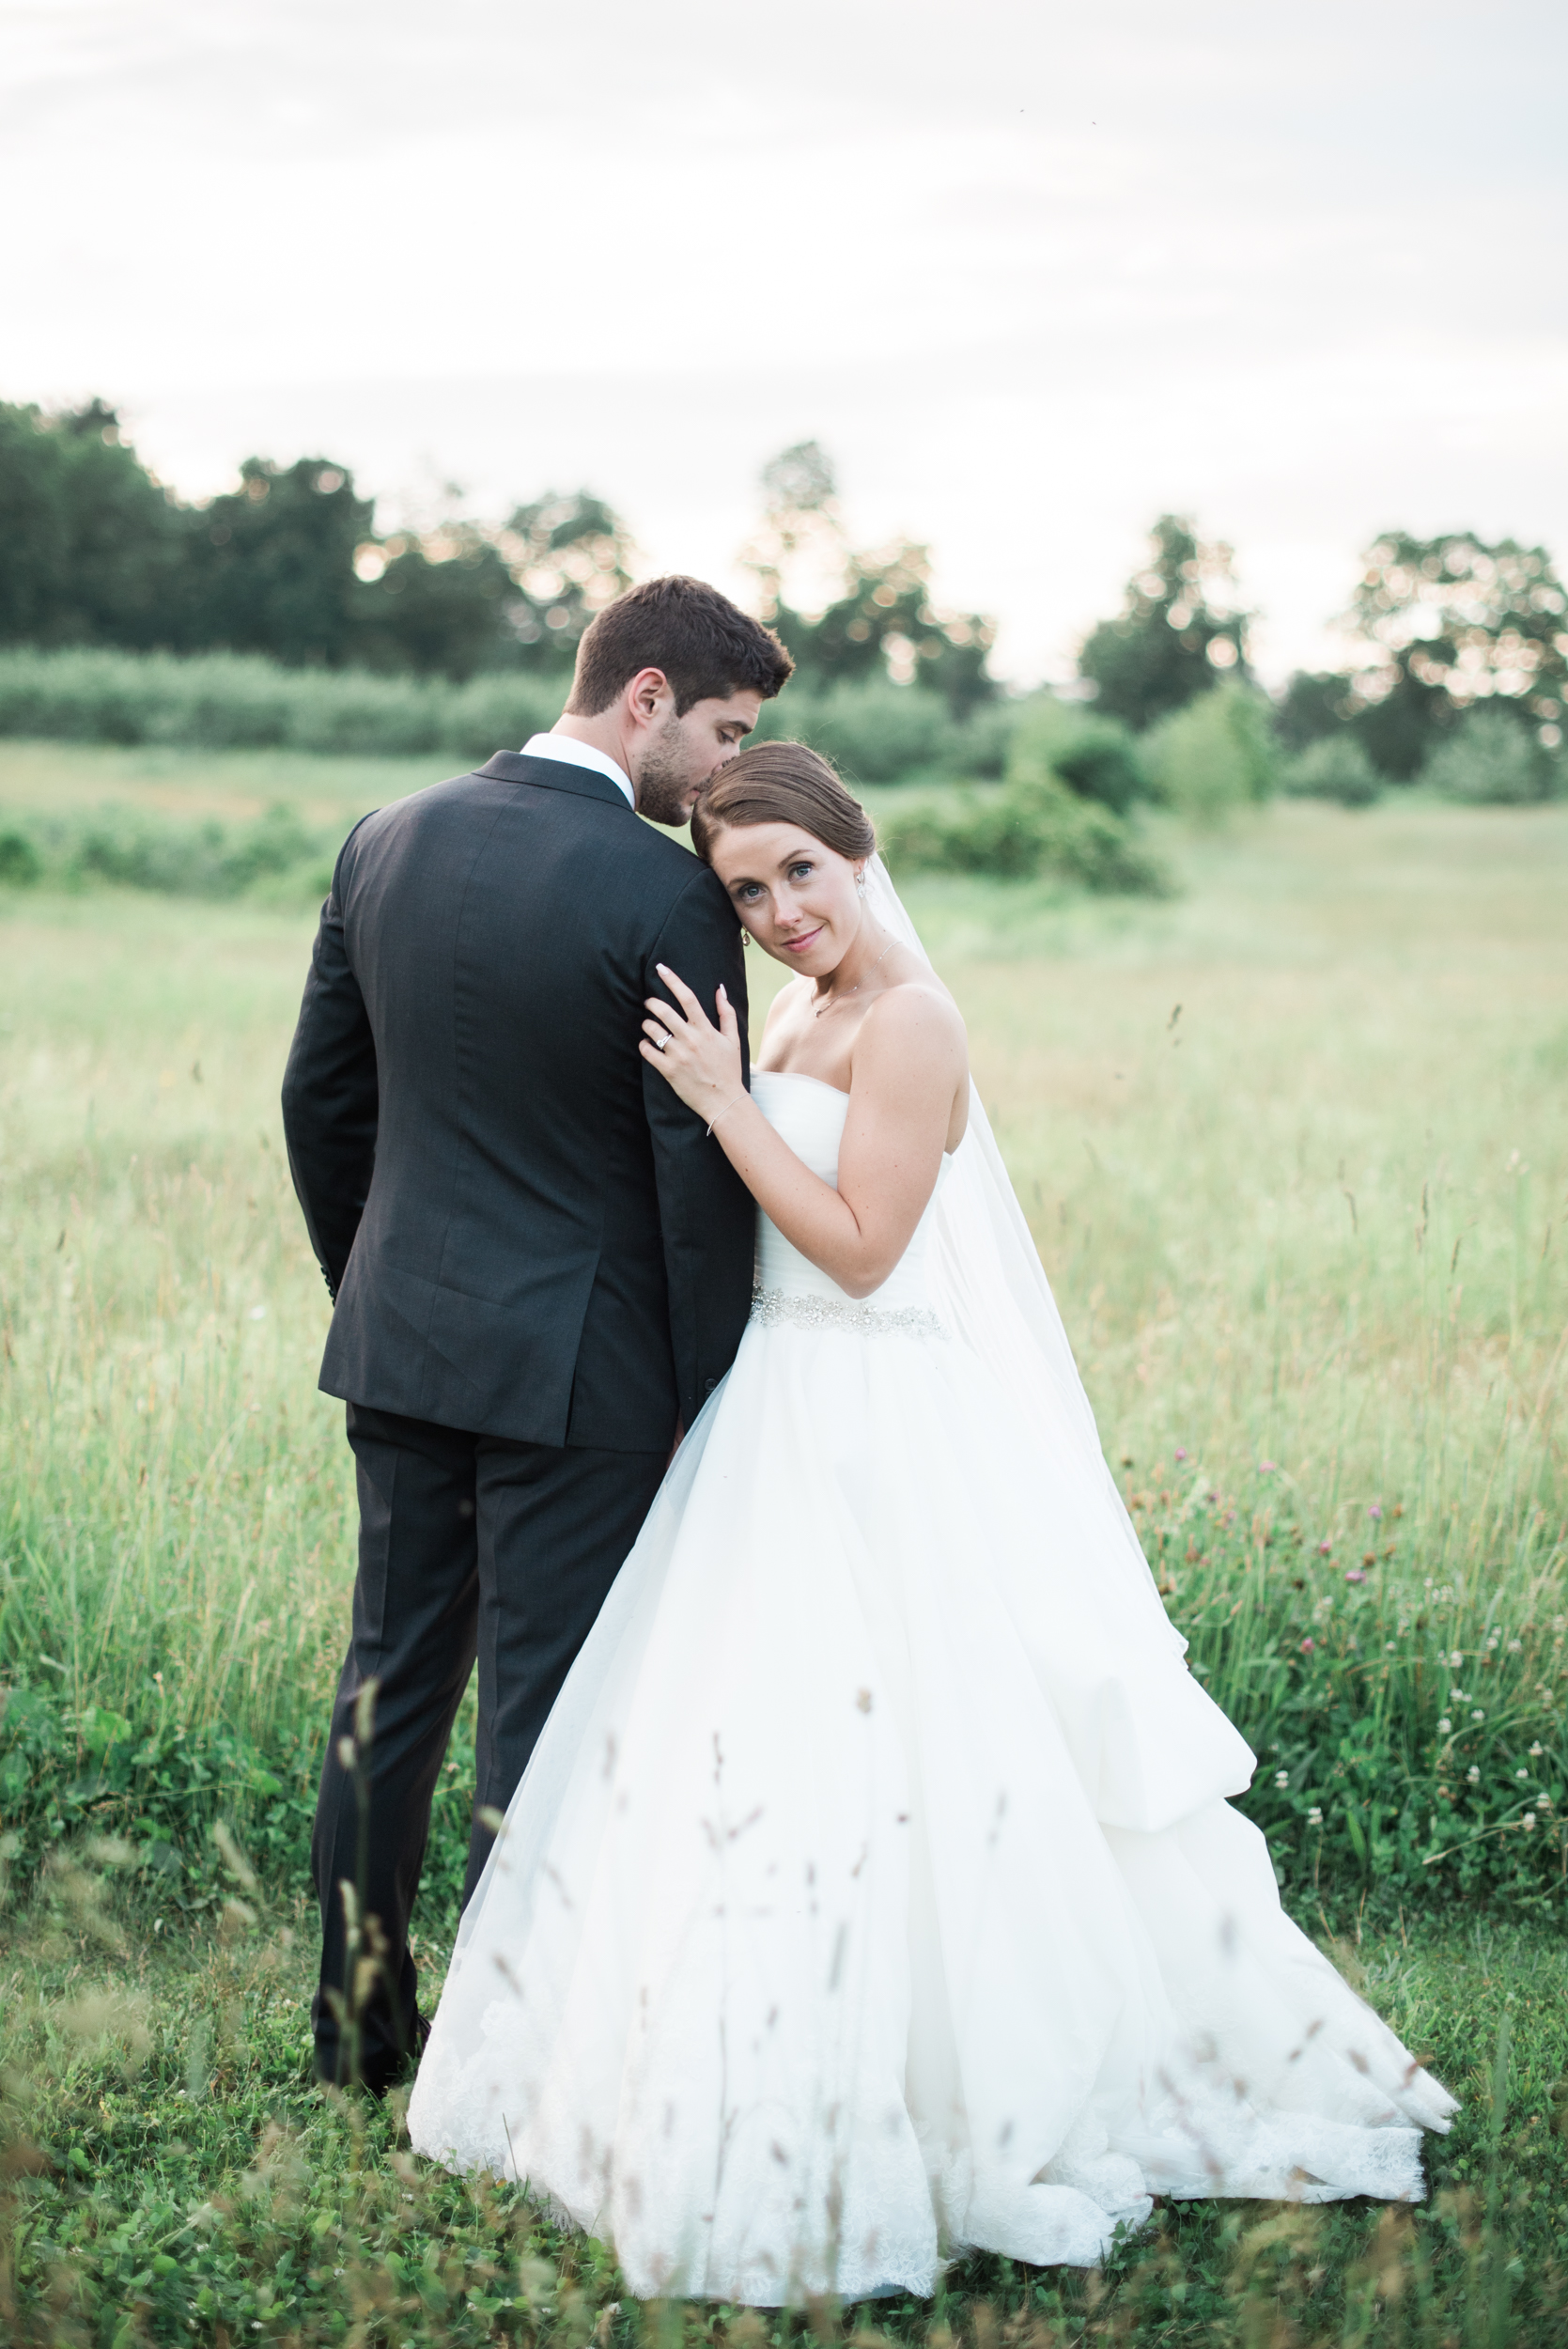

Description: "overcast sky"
4 0 1565 683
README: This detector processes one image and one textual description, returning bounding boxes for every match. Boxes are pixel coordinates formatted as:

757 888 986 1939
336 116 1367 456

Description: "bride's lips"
780 926 825 955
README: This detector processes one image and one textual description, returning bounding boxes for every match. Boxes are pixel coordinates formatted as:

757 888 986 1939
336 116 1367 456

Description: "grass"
2 749 1568 2339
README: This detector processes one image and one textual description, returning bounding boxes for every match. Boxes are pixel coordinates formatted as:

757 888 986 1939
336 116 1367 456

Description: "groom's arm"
643 865 755 1426
280 837 379 1300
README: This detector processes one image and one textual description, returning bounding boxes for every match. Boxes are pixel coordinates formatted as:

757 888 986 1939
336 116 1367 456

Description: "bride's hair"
691 741 877 863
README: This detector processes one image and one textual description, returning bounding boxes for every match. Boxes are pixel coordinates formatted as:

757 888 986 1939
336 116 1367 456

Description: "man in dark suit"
281 576 793 2092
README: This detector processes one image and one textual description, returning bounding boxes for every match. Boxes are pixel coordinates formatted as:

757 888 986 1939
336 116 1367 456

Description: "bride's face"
707 822 864 976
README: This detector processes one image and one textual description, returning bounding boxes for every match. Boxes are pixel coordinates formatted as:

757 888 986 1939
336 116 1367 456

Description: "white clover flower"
1274 1770 1289 1789
1449 1649 1465 1668
1467 1766 1481 1782
1517 1767 1529 1779
1472 1709 1485 1722
1437 1717 1452 1734
1539 1792 1554 1811
1523 1813 1536 1832
1307 1806 1324 1827
1507 1639 1523 1653
1529 1741 1545 1756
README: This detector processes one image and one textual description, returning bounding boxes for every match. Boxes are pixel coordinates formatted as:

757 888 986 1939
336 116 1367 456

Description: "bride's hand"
641 965 746 1131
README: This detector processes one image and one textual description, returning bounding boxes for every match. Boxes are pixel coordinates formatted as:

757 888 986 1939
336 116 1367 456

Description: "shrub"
0 802 336 900
0 828 42 884
1281 734 1383 807
879 772 1172 894
1424 704 1564 803
0 646 564 760
754 679 1014 785
1145 681 1278 824
1004 696 1149 814
0 646 1022 783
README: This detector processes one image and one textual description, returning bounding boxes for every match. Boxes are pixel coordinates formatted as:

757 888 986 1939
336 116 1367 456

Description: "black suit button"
704 1378 717 1394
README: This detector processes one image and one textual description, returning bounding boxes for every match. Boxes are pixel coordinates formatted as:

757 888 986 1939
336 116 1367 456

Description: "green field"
2 747 1567 2343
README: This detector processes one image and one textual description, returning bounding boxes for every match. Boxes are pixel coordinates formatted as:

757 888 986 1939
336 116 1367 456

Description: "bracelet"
706 1094 745 1139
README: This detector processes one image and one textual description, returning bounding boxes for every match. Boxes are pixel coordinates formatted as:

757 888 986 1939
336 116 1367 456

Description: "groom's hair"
691 741 877 863
566 576 794 718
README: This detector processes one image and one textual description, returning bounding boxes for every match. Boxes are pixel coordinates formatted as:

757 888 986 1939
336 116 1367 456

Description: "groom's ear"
626 668 674 727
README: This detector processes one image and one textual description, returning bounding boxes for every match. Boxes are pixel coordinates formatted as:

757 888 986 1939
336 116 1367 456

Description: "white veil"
864 855 1184 1652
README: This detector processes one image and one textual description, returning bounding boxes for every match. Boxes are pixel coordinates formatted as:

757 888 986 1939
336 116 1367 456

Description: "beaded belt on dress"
749 1283 947 1339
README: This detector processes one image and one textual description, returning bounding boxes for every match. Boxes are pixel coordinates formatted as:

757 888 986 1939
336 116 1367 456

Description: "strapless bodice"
750 1071 949 1333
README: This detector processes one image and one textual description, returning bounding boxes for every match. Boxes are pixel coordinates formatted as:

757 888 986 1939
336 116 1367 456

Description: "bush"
879 771 1172 894
0 646 1027 782
754 679 1012 785
0 801 337 900
1281 734 1383 807
0 828 42 883
1144 682 1278 824
1004 696 1149 814
1424 704 1564 803
0 646 564 760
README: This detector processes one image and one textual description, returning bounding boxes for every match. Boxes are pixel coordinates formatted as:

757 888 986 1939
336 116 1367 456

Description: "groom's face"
634 688 763 826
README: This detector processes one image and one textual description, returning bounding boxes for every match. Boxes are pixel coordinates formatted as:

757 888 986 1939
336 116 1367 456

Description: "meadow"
2 744 1566 2344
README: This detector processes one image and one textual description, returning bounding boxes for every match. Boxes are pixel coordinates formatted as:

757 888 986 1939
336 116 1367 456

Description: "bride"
407 741 1452 2303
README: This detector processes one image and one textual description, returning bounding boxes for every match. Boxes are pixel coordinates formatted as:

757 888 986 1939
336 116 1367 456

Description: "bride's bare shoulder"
856 974 968 1068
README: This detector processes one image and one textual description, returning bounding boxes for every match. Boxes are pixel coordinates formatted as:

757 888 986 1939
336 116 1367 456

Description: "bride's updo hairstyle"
691 740 877 866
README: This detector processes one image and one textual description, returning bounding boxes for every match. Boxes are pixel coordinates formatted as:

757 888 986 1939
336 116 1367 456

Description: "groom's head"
565 577 793 826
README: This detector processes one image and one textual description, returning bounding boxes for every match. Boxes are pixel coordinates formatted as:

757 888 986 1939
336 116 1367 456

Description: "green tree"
0 398 191 650
1337 531 1567 779
495 491 636 670
353 521 518 680
744 443 996 715
1077 515 1250 730
193 456 375 667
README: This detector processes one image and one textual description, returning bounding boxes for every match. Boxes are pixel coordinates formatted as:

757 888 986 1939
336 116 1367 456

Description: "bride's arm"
641 967 966 1300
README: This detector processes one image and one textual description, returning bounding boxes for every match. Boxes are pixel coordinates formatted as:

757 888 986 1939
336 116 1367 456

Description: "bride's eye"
735 882 764 903
787 862 814 881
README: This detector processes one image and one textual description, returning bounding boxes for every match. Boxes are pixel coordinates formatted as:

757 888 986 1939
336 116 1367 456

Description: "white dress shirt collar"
521 732 634 810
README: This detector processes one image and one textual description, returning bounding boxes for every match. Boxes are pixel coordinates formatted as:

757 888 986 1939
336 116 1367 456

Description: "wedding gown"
407 1063 1453 2303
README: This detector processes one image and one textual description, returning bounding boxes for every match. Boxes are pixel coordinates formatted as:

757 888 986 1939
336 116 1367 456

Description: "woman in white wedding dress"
407 743 1452 2303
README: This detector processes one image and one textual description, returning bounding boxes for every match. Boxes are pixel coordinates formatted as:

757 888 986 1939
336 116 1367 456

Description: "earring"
856 869 867 898
739 926 752 948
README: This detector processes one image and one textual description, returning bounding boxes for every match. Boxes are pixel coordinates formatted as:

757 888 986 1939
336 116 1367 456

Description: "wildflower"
1368 1503 1383 1520
1386 1641 1396 1652
1318 1541 1332 1556
1345 1568 1367 1584
1260 1459 1277 1473
1300 1638 1315 1654
1471 1709 1485 1722
1529 1741 1545 1757
1448 1650 1464 1668
1174 1447 1188 1462
1306 1806 1323 1827
1507 1639 1523 1653
1523 1813 1536 1832
1437 1718 1452 1734
1467 1766 1481 1782
1274 1770 1289 1789
1516 1767 1529 1780
1539 1793 1554 1811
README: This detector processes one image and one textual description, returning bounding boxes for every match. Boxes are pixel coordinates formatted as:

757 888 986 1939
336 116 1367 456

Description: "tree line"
0 406 993 714
2 399 1563 784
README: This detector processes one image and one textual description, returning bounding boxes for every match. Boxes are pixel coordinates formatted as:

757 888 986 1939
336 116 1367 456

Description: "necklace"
814 934 895 1019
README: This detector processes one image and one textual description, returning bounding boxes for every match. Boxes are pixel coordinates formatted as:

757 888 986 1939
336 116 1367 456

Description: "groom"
282 576 793 2092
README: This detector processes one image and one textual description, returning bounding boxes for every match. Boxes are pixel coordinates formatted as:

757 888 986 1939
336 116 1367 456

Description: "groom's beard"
634 723 699 828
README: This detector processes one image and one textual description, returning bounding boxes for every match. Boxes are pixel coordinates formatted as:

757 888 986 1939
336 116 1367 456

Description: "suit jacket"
280 751 755 1451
